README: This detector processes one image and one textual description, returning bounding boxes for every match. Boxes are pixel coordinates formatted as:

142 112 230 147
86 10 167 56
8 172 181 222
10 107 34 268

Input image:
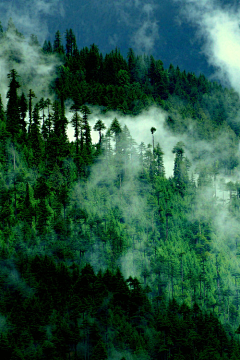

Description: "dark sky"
0 0 218 77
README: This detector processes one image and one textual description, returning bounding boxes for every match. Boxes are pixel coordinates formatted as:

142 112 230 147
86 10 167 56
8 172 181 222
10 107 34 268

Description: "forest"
1 19 240 359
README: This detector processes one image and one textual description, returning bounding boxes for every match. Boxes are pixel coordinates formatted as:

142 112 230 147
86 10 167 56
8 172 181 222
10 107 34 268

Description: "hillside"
0 22 240 359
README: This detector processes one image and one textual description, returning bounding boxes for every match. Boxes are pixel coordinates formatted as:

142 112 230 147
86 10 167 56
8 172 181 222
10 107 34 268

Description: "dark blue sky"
0 0 230 78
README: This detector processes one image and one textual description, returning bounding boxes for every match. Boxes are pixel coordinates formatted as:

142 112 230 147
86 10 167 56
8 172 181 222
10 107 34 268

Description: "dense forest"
1 19 240 359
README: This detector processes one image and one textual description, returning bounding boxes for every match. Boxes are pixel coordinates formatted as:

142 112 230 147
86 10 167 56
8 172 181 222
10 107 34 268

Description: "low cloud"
175 0 240 93
0 31 61 107
114 0 160 54
0 0 64 43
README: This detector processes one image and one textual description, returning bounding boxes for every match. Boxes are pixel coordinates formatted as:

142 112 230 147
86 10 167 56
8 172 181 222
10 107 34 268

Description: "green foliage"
1 21 240 360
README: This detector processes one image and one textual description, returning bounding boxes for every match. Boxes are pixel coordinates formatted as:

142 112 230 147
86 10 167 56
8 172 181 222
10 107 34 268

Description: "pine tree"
42 40 53 54
93 119 106 144
36 198 51 235
27 89 37 133
65 29 76 57
43 98 52 140
0 94 5 123
29 34 40 47
6 18 23 38
29 104 43 166
22 182 34 225
110 118 122 154
150 127 156 152
127 48 136 83
47 100 68 167
172 141 189 193
85 44 101 82
19 92 27 136
70 103 82 156
53 30 65 55
38 98 47 126
154 143 165 177
6 69 21 140
80 105 92 164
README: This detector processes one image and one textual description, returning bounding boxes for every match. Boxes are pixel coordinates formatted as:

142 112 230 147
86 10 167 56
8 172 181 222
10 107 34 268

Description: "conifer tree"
6 69 21 140
38 98 47 126
19 92 27 136
29 104 43 166
53 30 65 55
85 44 101 82
150 127 156 152
127 48 136 83
93 119 106 144
65 29 76 57
36 198 51 235
6 18 23 38
110 118 122 154
0 95 9 168
172 141 189 193
29 34 40 47
52 100 64 138
43 98 52 139
80 105 92 163
47 100 68 167
70 103 82 156
27 89 36 133
22 182 34 225
0 94 5 126
149 55 156 86
154 143 165 177
42 40 53 53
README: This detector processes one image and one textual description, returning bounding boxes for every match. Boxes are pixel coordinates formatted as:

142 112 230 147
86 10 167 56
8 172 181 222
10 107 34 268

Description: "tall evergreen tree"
110 118 122 154
154 143 165 177
53 30 65 55
42 40 53 53
70 103 82 156
80 105 92 161
27 89 36 133
127 48 136 83
150 127 156 152
172 141 189 192
19 92 28 135
93 119 106 144
0 94 6 123
22 182 34 225
6 69 21 140
65 29 76 57
29 104 43 166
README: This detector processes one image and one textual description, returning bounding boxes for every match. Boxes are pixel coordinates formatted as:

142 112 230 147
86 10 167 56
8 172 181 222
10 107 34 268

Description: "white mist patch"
176 0 240 93
0 29 61 106
113 0 160 54
66 105 190 178
0 0 64 43
119 249 141 280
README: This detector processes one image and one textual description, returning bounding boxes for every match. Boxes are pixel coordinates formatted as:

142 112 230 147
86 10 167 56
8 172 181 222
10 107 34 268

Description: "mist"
175 0 240 93
0 0 64 44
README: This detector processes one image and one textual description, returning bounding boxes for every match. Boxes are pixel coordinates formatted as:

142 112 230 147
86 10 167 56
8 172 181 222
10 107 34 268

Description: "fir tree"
19 92 28 136
172 141 189 193
42 39 53 53
6 69 21 140
70 103 82 156
65 28 76 57
27 89 37 133
93 119 106 144
29 104 43 166
53 30 65 55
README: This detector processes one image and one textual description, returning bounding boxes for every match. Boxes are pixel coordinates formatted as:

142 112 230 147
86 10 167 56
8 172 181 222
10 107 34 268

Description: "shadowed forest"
1 21 240 359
